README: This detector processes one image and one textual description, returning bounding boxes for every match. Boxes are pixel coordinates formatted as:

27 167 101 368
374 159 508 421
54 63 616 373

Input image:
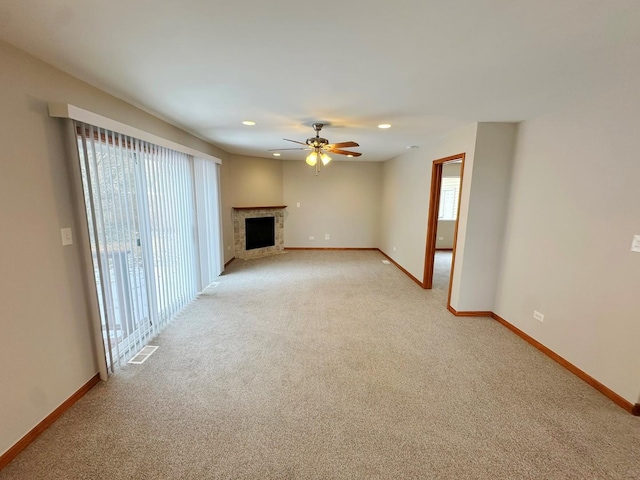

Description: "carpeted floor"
2 250 639 479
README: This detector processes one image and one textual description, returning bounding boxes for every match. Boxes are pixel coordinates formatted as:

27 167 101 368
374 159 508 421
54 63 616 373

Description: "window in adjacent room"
438 177 460 220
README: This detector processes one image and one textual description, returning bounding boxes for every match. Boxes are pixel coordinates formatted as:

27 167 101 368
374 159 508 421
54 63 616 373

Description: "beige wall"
494 83 640 403
219 158 234 263
283 161 382 247
220 155 283 262
452 123 516 311
379 123 478 281
0 41 227 457
442 162 462 177
436 221 456 249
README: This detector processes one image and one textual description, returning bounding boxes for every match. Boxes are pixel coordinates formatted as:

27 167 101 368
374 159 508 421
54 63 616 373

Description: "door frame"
423 153 465 307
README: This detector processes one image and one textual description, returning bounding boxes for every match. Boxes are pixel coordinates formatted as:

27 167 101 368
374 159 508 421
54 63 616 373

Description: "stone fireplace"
232 206 286 259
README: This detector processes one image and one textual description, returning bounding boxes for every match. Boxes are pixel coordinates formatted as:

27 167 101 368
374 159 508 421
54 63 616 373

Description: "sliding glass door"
75 123 220 371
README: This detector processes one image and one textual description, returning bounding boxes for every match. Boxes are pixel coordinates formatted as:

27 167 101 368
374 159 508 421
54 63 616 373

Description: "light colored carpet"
2 250 639 479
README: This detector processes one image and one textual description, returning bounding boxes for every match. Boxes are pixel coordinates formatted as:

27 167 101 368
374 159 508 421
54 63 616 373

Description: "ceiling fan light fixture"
320 153 331 166
306 151 318 166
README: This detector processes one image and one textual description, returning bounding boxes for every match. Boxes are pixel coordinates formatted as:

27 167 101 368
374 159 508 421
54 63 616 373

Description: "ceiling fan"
270 123 361 174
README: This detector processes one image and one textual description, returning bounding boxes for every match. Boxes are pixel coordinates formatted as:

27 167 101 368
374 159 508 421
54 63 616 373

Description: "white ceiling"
1 0 639 161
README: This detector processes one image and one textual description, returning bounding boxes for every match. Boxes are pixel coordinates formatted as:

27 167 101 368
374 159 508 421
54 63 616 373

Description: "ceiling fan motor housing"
307 122 328 147
307 137 329 148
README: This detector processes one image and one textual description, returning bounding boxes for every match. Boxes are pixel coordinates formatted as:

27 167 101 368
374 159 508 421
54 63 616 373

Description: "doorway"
423 153 465 307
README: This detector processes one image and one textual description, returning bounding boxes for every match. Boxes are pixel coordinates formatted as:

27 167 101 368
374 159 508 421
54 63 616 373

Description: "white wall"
220 155 283 262
494 83 640 403
379 123 478 281
452 123 516 311
0 41 227 457
283 161 382 247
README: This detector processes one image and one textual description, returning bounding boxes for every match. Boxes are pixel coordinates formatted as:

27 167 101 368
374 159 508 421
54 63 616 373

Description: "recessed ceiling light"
378 123 391 129
272 153 281 157
242 120 256 126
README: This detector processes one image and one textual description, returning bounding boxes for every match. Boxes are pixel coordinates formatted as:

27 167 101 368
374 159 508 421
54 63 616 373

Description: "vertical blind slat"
176 153 186 305
170 151 178 307
182 156 194 299
160 147 170 320
150 146 166 321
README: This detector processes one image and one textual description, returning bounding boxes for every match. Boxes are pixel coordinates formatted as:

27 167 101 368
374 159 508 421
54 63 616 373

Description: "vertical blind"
75 122 222 371
194 157 224 289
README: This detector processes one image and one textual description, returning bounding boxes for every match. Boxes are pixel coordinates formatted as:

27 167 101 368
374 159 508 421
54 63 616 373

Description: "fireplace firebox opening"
245 216 275 250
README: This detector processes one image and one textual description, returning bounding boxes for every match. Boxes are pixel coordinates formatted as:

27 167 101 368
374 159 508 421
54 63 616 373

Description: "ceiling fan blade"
326 148 362 157
283 138 308 146
326 141 359 149
268 148 309 151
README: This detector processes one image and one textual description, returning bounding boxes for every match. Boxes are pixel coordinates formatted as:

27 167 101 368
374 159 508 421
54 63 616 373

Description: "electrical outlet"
392 246 396 251
438 236 444 241
297 202 300 208
309 236 314 240
533 311 544 322
325 234 330 240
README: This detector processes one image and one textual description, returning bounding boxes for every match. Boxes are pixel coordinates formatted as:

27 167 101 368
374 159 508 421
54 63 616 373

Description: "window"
438 177 460 220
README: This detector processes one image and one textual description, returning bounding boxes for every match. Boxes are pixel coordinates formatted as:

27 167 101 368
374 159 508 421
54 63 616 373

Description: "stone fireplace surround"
232 206 286 259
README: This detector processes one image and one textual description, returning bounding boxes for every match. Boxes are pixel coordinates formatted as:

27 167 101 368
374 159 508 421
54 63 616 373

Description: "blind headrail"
49 103 222 164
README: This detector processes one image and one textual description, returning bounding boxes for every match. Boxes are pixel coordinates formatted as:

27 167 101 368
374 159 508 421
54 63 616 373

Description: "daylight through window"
438 177 460 220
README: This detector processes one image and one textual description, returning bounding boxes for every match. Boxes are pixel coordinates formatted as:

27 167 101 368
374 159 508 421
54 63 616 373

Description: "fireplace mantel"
232 205 287 210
